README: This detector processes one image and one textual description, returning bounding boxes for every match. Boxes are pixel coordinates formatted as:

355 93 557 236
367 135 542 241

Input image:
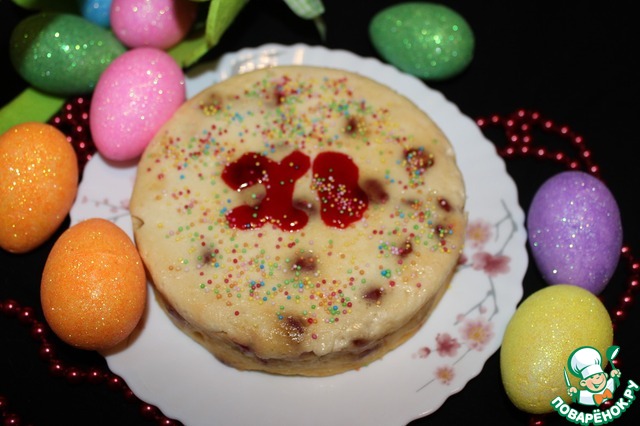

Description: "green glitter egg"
369 2 474 80
10 12 126 96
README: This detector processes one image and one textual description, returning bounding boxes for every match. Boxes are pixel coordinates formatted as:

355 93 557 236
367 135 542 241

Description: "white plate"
71 44 527 426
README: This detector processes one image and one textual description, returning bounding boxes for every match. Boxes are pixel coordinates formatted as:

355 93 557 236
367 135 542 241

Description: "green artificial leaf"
283 0 324 19
167 27 209 68
169 0 249 68
283 0 326 40
0 88 65 134
205 0 249 47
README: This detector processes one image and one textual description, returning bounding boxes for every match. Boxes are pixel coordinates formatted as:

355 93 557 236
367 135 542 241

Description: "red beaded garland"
476 109 600 177
1 106 638 425
528 416 546 426
47 96 96 177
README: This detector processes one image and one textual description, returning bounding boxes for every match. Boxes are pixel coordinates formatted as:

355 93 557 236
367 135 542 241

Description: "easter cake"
129 65 467 376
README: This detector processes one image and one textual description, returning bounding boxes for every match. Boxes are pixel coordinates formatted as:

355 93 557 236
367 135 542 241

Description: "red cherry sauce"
222 150 369 231
222 150 311 231
312 152 368 228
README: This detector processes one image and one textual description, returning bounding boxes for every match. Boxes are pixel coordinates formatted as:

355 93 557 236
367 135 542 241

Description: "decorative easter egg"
41 218 147 351
78 0 113 28
90 47 186 161
110 0 198 49
369 2 474 80
0 122 79 254
9 12 126 96
500 284 613 414
527 171 622 294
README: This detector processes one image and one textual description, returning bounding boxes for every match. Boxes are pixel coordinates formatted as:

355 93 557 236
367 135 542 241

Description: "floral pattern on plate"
413 201 520 392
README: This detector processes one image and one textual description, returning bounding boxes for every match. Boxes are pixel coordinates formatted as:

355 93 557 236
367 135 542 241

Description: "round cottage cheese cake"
129 65 467 376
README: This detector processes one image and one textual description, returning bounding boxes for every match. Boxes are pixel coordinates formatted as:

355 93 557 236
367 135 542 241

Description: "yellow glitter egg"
500 284 612 414
41 218 147 351
0 122 78 253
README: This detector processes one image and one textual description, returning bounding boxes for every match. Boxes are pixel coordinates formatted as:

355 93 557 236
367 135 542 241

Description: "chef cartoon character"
565 346 621 406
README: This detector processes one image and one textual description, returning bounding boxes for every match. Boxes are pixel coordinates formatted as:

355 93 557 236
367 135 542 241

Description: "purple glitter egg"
527 171 622 294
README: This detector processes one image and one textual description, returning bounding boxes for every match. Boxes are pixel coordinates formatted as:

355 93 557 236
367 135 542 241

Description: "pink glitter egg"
89 47 185 161
527 171 622 294
110 0 198 49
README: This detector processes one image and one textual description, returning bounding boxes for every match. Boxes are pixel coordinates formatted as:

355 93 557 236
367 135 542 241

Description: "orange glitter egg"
41 218 147 351
0 122 79 253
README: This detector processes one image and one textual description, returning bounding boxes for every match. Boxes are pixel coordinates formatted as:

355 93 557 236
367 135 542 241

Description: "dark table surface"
2 1 639 425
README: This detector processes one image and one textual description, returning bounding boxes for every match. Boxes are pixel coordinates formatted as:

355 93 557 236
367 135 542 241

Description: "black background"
1 1 639 425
